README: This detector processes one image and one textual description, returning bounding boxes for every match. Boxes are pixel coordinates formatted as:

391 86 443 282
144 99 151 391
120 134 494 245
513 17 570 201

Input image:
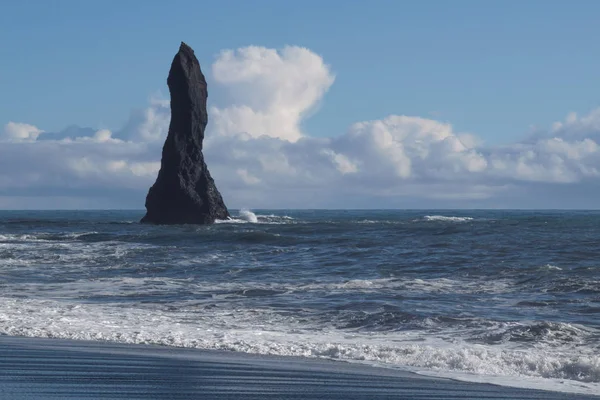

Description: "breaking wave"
0 297 598 395
423 215 474 222
215 210 293 224
2 209 600 396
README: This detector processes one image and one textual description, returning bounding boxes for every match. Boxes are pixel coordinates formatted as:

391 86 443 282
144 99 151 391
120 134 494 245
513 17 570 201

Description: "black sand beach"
1 336 597 400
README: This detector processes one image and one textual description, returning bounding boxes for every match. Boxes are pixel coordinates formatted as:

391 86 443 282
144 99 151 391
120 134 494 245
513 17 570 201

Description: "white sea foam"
4 277 194 299
541 264 563 271
295 277 512 295
215 210 294 224
0 232 100 242
214 218 246 224
263 214 294 220
423 215 474 222
0 276 514 304
0 233 49 242
356 219 404 225
0 239 157 271
0 297 598 395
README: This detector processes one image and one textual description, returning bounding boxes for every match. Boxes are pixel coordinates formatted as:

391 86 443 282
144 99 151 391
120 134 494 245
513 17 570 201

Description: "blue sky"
3 0 600 143
2 0 600 209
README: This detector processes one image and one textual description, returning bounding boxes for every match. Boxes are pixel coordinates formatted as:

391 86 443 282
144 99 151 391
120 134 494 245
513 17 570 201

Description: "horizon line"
2 208 600 212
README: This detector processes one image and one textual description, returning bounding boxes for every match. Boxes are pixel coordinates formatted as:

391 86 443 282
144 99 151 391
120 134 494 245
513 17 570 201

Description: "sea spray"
239 209 258 223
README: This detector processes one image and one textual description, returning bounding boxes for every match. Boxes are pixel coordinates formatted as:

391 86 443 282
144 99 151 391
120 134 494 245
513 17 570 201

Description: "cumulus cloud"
321 149 358 175
119 96 171 142
334 116 488 180
0 123 159 209
2 122 44 142
3 45 600 209
210 46 335 142
550 109 600 140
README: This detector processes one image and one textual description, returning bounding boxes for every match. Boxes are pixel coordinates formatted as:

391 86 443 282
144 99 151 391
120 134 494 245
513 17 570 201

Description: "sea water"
0 209 598 395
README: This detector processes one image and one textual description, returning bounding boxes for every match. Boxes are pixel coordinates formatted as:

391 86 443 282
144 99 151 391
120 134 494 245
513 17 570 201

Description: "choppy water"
0 209 599 395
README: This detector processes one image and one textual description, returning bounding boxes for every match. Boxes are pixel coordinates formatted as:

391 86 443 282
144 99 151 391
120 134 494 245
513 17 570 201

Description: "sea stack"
141 42 229 224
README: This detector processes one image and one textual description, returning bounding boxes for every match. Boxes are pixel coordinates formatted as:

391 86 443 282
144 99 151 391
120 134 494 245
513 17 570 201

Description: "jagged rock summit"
141 42 229 224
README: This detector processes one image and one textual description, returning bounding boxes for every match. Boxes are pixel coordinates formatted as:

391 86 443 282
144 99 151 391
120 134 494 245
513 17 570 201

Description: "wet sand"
0 335 597 400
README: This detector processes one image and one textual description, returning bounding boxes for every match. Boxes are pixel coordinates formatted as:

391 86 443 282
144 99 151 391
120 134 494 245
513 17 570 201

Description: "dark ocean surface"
0 209 599 395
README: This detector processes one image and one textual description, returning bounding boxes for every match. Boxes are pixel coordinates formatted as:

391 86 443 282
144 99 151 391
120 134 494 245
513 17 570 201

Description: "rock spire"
141 42 229 224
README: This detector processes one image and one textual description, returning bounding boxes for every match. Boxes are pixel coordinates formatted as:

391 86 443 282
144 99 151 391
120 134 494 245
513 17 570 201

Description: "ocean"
0 209 599 396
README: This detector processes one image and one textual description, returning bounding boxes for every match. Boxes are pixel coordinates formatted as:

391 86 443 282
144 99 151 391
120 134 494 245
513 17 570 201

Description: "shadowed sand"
0 336 597 400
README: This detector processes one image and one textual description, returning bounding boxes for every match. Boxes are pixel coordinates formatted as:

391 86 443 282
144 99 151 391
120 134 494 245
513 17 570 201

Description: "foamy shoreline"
1 335 597 400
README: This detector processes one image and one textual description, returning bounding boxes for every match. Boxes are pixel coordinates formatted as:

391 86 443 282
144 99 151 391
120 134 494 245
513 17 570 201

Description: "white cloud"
321 149 359 174
132 97 171 142
4 45 600 209
2 122 44 142
0 124 157 201
551 109 600 138
118 96 170 142
210 46 335 142
60 128 122 144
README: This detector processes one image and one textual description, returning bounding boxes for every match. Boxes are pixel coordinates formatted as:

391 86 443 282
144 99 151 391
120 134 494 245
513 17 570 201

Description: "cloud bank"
2 45 600 209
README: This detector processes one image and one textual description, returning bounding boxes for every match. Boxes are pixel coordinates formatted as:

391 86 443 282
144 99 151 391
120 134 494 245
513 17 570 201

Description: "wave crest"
216 210 294 224
0 298 598 395
423 215 474 222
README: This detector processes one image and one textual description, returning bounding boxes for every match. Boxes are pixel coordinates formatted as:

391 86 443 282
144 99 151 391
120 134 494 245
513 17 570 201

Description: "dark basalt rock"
141 42 229 224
